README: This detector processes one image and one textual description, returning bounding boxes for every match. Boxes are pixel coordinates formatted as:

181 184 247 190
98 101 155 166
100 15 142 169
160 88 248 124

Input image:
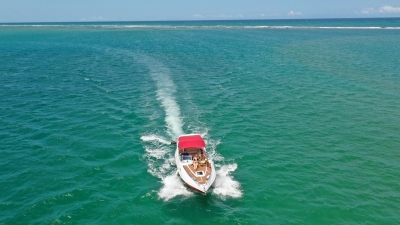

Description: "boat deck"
183 162 212 184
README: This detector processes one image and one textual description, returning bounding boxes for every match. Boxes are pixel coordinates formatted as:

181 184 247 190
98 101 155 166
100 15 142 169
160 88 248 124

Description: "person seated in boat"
198 150 208 167
195 150 202 160
180 149 191 161
192 155 199 170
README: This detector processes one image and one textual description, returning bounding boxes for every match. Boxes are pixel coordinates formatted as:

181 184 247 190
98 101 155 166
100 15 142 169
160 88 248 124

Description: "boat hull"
176 152 216 193
175 134 216 194
186 182 207 194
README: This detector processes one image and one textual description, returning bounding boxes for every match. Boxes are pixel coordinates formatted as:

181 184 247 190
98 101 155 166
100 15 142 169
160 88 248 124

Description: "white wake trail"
138 55 190 200
212 164 242 199
202 137 243 199
138 54 242 201
143 56 183 138
140 135 171 145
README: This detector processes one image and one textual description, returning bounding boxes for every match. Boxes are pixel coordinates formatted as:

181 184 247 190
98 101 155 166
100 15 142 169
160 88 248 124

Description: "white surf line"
4 24 400 30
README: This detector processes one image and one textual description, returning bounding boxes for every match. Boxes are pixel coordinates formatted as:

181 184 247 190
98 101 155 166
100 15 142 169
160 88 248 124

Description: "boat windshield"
182 155 192 161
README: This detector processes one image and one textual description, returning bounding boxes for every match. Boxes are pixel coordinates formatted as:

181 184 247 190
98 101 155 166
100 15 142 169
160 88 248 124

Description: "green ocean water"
1 19 400 224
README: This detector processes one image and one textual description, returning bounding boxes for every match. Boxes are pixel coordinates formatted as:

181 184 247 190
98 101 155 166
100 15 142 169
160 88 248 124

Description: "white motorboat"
174 134 216 193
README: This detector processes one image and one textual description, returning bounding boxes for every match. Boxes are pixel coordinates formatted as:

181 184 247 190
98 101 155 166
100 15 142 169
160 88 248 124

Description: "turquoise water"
1 19 400 224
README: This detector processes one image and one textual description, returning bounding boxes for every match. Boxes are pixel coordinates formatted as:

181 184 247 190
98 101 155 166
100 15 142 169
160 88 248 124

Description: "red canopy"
178 135 206 149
